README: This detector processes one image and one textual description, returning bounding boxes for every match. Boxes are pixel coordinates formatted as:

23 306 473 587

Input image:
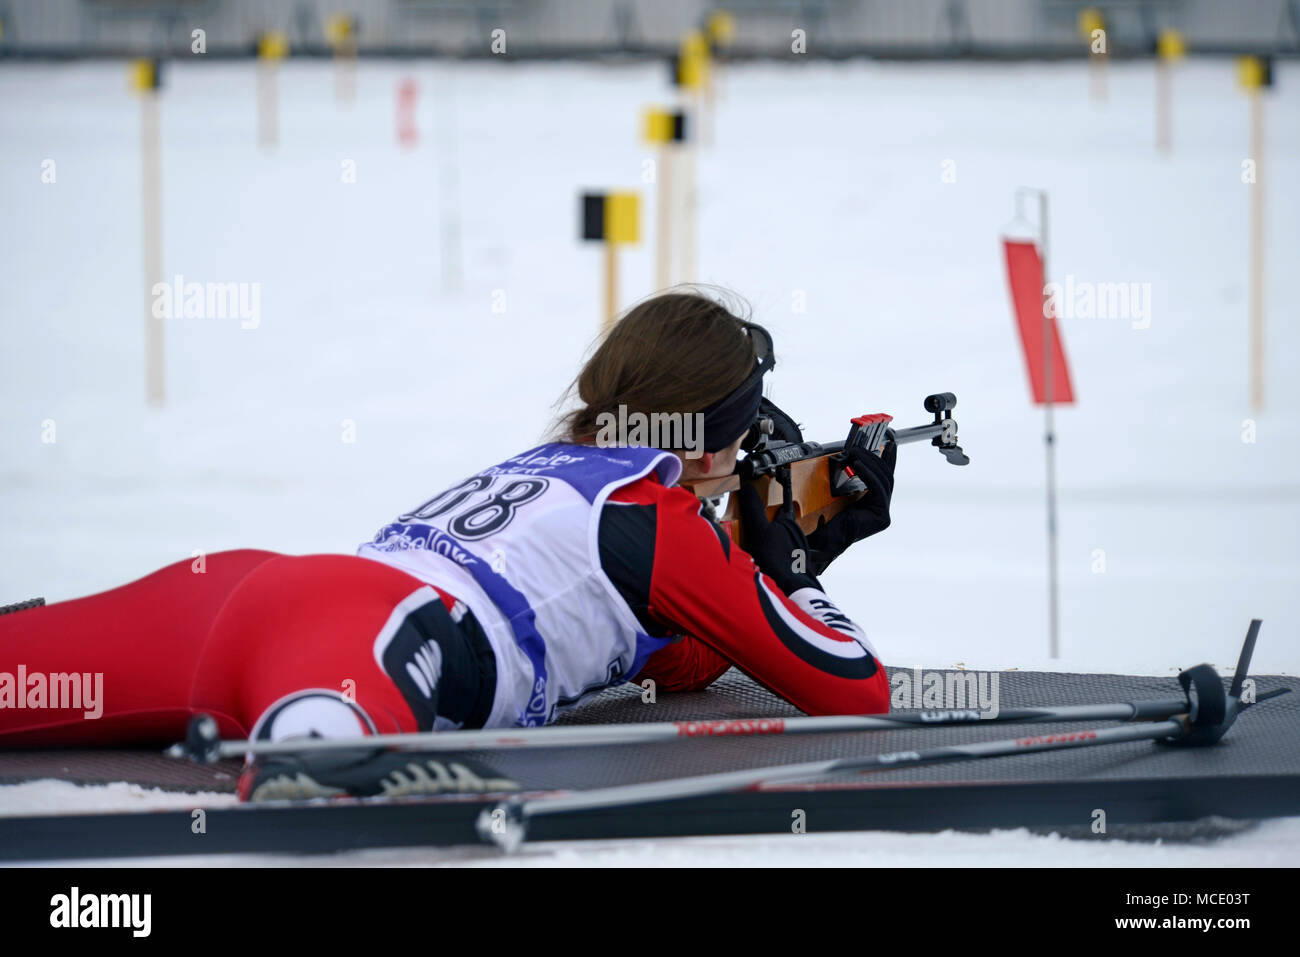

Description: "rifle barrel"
816 422 946 453
889 422 946 445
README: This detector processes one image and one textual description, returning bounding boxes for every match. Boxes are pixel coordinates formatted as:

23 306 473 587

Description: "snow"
1 56 1298 864
0 779 237 816
440 819 1300 868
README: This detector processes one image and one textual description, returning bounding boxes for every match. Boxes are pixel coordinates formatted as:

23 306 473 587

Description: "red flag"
1003 239 1075 405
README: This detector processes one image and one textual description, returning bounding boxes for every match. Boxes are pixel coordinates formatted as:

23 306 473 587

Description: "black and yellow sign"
582 192 641 245
325 14 359 46
1077 8 1105 39
672 29 709 90
128 58 162 93
1156 29 1186 60
1237 55 1274 91
706 11 736 49
643 108 688 145
258 31 289 60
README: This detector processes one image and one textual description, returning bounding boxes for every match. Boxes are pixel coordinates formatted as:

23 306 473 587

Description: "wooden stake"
655 145 672 291
603 243 618 331
1090 53 1108 103
334 41 357 103
701 71 714 148
1155 58 1171 152
436 68 462 294
1155 30 1185 153
141 90 164 406
678 121 698 284
1249 88 1265 412
326 16 357 103
257 60 278 148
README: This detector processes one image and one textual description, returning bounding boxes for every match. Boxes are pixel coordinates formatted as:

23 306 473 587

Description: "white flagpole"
1016 186 1060 658
1039 190 1060 659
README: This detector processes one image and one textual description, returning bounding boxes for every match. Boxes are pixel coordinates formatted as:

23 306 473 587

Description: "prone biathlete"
0 292 896 800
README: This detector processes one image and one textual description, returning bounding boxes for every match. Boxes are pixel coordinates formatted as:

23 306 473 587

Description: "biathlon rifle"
683 392 969 546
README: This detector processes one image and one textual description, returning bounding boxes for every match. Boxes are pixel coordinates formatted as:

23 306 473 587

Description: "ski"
474 621 1286 850
6 771 1299 863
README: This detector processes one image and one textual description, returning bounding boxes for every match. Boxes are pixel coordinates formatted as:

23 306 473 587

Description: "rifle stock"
682 460 851 548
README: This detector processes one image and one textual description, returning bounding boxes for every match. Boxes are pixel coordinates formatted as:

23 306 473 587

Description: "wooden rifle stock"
682 458 854 548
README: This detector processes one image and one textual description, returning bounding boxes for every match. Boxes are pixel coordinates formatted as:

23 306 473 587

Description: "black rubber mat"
1 667 1295 795
0 747 243 792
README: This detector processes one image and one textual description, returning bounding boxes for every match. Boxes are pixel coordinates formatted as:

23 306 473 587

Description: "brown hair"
551 288 760 447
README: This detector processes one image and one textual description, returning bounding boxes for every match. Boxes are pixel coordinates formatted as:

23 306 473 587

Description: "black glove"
736 483 821 595
806 439 896 575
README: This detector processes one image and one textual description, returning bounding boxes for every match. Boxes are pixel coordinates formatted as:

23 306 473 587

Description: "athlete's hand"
736 484 821 595
806 439 896 575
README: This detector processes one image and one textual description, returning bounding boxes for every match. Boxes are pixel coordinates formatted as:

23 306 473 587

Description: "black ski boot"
238 746 520 803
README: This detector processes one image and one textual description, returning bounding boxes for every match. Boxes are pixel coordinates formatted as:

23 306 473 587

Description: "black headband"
699 322 774 453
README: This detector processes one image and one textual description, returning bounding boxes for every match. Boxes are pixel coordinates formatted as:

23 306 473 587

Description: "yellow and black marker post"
670 31 708 284
129 58 165 407
706 13 736 57
1238 55 1273 412
642 107 688 292
326 13 359 103
702 10 735 140
1078 7 1107 102
1154 29 1186 152
676 28 710 95
256 30 289 148
581 192 641 331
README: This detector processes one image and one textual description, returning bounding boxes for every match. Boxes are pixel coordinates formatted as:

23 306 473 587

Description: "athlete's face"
708 434 745 476
677 434 744 482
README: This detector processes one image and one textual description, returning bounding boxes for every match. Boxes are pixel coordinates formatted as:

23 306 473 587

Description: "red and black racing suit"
0 473 887 746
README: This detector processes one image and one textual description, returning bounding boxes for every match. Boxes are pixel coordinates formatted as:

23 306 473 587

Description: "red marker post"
1003 188 1075 658
396 77 419 149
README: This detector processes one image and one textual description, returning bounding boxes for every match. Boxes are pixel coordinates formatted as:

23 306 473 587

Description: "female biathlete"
0 291 896 800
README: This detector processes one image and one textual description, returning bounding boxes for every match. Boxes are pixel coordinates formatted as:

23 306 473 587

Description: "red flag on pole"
1003 239 1075 405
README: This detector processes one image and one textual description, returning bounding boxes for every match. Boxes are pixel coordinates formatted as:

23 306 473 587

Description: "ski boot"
238 745 520 803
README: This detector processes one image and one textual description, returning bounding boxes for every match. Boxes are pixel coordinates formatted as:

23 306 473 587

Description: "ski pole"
170 694 1195 764
475 621 1284 850
478 681 1288 852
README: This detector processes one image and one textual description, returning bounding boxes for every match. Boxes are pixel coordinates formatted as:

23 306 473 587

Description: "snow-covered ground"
3 780 1296 867
19 821 1300 868
0 779 237 816
1 57 1297 864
